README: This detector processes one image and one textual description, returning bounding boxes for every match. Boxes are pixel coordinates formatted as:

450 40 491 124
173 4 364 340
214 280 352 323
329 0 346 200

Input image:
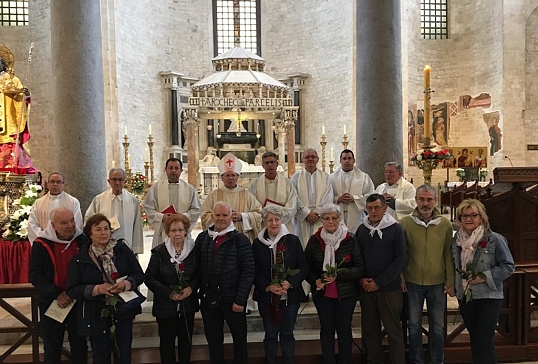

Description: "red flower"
343 255 351 262
111 272 119 281
178 262 186 272
478 240 488 249
277 244 286 252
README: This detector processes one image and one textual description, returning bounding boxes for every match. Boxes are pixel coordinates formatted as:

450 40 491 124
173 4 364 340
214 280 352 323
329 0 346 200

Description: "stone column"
356 0 402 185
182 108 199 187
284 107 299 178
273 119 286 169
50 0 106 210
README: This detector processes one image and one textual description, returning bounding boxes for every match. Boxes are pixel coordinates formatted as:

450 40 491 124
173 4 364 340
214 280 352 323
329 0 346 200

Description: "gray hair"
50 206 74 223
384 162 403 174
108 168 127 179
416 184 437 195
303 148 318 157
261 205 284 221
213 201 232 214
317 203 341 218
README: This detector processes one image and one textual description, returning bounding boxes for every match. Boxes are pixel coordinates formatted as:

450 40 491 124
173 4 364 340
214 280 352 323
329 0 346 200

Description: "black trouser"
201 301 248 364
39 307 87 364
157 313 195 364
460 298 503 364
312 293 357 364
89 317 134 364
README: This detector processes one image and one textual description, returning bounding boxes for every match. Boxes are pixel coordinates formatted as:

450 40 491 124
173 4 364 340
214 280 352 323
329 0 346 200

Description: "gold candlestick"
342 134 349 149
329 160 334 174
147 134 155 183
320 134 327 172
122 135 132 190
144 161 150 187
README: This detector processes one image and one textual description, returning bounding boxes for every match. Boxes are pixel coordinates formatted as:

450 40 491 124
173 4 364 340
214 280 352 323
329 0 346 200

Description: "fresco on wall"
483 111 502 156
459 93 492 110
432 102 449 147
442 147 488 169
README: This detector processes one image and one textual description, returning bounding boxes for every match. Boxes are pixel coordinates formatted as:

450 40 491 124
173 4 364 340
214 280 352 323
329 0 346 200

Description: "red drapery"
0 238 31 284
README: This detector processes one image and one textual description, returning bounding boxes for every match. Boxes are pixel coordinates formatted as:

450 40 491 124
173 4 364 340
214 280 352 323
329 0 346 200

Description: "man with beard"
400 184 455 364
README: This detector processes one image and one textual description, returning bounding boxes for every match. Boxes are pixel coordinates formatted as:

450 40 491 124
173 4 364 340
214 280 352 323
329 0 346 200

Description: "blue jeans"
407 283 446 364
459 298 502 364
258 301 300 364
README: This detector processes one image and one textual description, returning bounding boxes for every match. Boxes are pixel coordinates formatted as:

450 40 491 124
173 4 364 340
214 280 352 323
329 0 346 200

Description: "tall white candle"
112 160 115 168
148 124 152 135
330 147 334 161
144 148 149 163
322 125 326 135
127 153 131 169
343 124 347 135
124 126 128 136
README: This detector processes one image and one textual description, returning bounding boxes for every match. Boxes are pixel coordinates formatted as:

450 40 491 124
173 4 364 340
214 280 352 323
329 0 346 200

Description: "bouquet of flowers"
455 240 488 303
130 171 146 195
411 148 452 163
324 254 352 278
270 244 300 285
2 184 42 241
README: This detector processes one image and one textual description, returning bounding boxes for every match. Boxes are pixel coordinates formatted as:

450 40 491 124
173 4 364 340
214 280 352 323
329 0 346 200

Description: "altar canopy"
182 46 299 183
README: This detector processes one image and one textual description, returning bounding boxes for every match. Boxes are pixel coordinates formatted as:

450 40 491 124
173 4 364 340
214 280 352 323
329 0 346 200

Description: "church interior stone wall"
1 0 538 188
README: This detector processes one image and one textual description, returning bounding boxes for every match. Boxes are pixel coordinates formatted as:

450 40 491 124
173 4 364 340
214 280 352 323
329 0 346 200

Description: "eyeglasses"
222 174 238 179
169 228 186 233
461 213 480 220
48 180 64 184
110 178 125 182
366 205 385 212
322 216 339 222
265 218 281 224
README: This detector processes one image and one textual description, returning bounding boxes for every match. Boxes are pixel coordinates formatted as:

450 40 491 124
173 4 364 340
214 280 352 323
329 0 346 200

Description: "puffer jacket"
195 229 255 306
145 242 200 318
304 229 364 299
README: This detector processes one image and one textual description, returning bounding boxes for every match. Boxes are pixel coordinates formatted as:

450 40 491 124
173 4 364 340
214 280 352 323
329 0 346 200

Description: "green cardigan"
400 208 455 287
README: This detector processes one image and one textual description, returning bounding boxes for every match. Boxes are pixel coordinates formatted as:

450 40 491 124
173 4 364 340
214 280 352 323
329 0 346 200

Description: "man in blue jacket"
356 194 407 364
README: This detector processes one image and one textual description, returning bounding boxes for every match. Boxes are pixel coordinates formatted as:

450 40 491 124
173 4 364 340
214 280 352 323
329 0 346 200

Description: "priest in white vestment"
143 158 201 248
374 162 416 221
201 153 262 242
249 151 298 232
85 168 144 253
291 148 333 247
329 149 374 234
28 172 83 243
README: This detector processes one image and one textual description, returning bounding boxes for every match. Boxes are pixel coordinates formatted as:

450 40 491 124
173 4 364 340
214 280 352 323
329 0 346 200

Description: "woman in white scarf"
145 214 198 364
453 199 514 364
304 203 364 364
252 205 308 364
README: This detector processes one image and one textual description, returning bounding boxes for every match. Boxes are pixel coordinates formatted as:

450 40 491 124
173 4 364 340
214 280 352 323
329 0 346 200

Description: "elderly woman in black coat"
252 205 308 364
67 213 145 364
305 203 364 364
145 214 199 364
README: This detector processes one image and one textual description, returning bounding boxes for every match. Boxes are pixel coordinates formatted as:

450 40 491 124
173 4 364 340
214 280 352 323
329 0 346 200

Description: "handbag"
115 288 146 317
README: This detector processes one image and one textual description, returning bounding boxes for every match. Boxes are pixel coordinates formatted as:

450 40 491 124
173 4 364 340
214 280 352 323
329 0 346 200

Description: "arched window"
1 0 28 26
213 0 261 56
421 0 448 39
